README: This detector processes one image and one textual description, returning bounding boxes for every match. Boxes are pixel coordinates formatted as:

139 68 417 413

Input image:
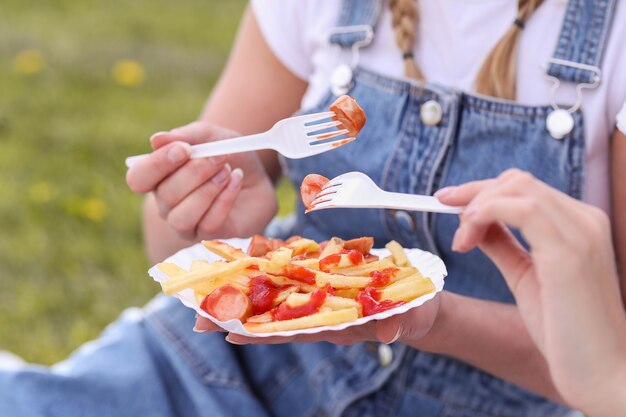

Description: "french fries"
157 236 437 333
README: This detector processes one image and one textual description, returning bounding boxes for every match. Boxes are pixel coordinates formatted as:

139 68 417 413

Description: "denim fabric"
0 0 612 416
546 0 617 84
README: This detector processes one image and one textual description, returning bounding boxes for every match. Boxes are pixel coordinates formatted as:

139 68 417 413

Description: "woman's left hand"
194 293 440 346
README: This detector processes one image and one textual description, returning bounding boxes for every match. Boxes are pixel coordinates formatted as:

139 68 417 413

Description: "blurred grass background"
0 0 295 364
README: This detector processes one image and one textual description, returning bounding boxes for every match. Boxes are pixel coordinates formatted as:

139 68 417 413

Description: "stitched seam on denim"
593 0 615 69
423 96 459 254
355 68 450 98
549 0 578 81
555 0 577 67
380 95 419 240
566 114 585 199
462 97 573 119
146 315 248 391
464 101 573 121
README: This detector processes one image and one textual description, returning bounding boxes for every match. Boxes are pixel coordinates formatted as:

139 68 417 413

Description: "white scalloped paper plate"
148 238 447 338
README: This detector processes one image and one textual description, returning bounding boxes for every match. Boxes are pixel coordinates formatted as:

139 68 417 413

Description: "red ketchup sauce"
319 253 342 272
248 275 290 315
283 265 317 285
272 289 327 321
357 287 405 316
319 249 364 272
369 268 399 287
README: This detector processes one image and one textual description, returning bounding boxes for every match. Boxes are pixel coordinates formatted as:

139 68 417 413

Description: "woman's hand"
126 121 277 241
436 169 626 416
193 294 440 346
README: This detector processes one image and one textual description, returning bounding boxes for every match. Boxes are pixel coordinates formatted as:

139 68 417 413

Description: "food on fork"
330 95 367 137
300 174 329 210
157 236 436 333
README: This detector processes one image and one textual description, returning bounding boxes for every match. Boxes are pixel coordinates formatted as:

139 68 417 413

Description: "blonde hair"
388 0 545 100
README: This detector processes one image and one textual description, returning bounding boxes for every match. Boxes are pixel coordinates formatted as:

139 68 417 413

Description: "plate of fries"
149 236 446 337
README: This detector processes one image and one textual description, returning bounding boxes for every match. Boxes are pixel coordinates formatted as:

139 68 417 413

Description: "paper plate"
148 238 447 338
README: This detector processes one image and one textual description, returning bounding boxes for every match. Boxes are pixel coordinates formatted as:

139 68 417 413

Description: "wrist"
579 353 626 417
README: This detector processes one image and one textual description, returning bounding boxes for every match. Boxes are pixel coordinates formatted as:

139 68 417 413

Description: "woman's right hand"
437 169 626 417
126 121 278 241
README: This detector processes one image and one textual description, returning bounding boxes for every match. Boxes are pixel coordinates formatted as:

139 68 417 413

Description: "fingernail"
225 335 246 345
228 168 244 189
224 163 232 172
167 143 191 164
212 165 231 184
386 327 402 345
434 186 457 199
192 325 207 333
149 131 168 142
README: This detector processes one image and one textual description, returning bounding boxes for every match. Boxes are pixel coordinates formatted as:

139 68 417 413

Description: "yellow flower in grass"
112 59 145 87
13 49 45 75
81 198 108 222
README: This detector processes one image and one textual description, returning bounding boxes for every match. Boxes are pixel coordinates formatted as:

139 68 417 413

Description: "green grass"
0 0 295 364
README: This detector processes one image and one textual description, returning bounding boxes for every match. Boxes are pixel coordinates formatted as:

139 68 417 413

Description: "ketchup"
272 289 327 321
323 284 336 295
283 265 317 285
343 249 364 264
369 268 399 287
319 253 342 272
319 249 364 272
248 275 290 315
357 287 405 316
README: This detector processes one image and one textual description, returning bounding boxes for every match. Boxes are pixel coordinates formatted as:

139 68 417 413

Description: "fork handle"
125 133 269 168
380 190 463 214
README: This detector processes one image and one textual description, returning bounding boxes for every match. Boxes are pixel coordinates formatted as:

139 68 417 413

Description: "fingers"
154 157 227 217
375 315 403 344
475 222 533 293
194 316 224 333
166 165 234 239
126 141 191 194
195 169 244 237
435 178 495 206
151 121 239 149
435 168 530 206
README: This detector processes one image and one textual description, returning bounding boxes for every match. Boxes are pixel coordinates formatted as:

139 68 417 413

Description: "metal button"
331 64 353 96
546 109 574 139
393 210 415 230
420 100 443 126
378 343 393 366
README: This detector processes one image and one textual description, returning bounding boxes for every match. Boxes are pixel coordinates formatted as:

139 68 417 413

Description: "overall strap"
547 0 617 84
329 0 383 48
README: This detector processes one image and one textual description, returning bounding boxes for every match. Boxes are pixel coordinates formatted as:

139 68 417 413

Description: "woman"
3 1 626 416
127 0 626 415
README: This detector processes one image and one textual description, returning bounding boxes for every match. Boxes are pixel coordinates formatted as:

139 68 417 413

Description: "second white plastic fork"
125 112 352 168
308 172 463 214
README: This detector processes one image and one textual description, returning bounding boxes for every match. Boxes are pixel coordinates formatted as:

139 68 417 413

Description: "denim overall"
0 1 616 417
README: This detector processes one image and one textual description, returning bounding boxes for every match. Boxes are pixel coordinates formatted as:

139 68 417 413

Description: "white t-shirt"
251 0 626 213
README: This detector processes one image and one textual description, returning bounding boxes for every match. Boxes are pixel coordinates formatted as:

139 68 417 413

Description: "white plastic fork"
308 172 463 214
125 112 352 168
